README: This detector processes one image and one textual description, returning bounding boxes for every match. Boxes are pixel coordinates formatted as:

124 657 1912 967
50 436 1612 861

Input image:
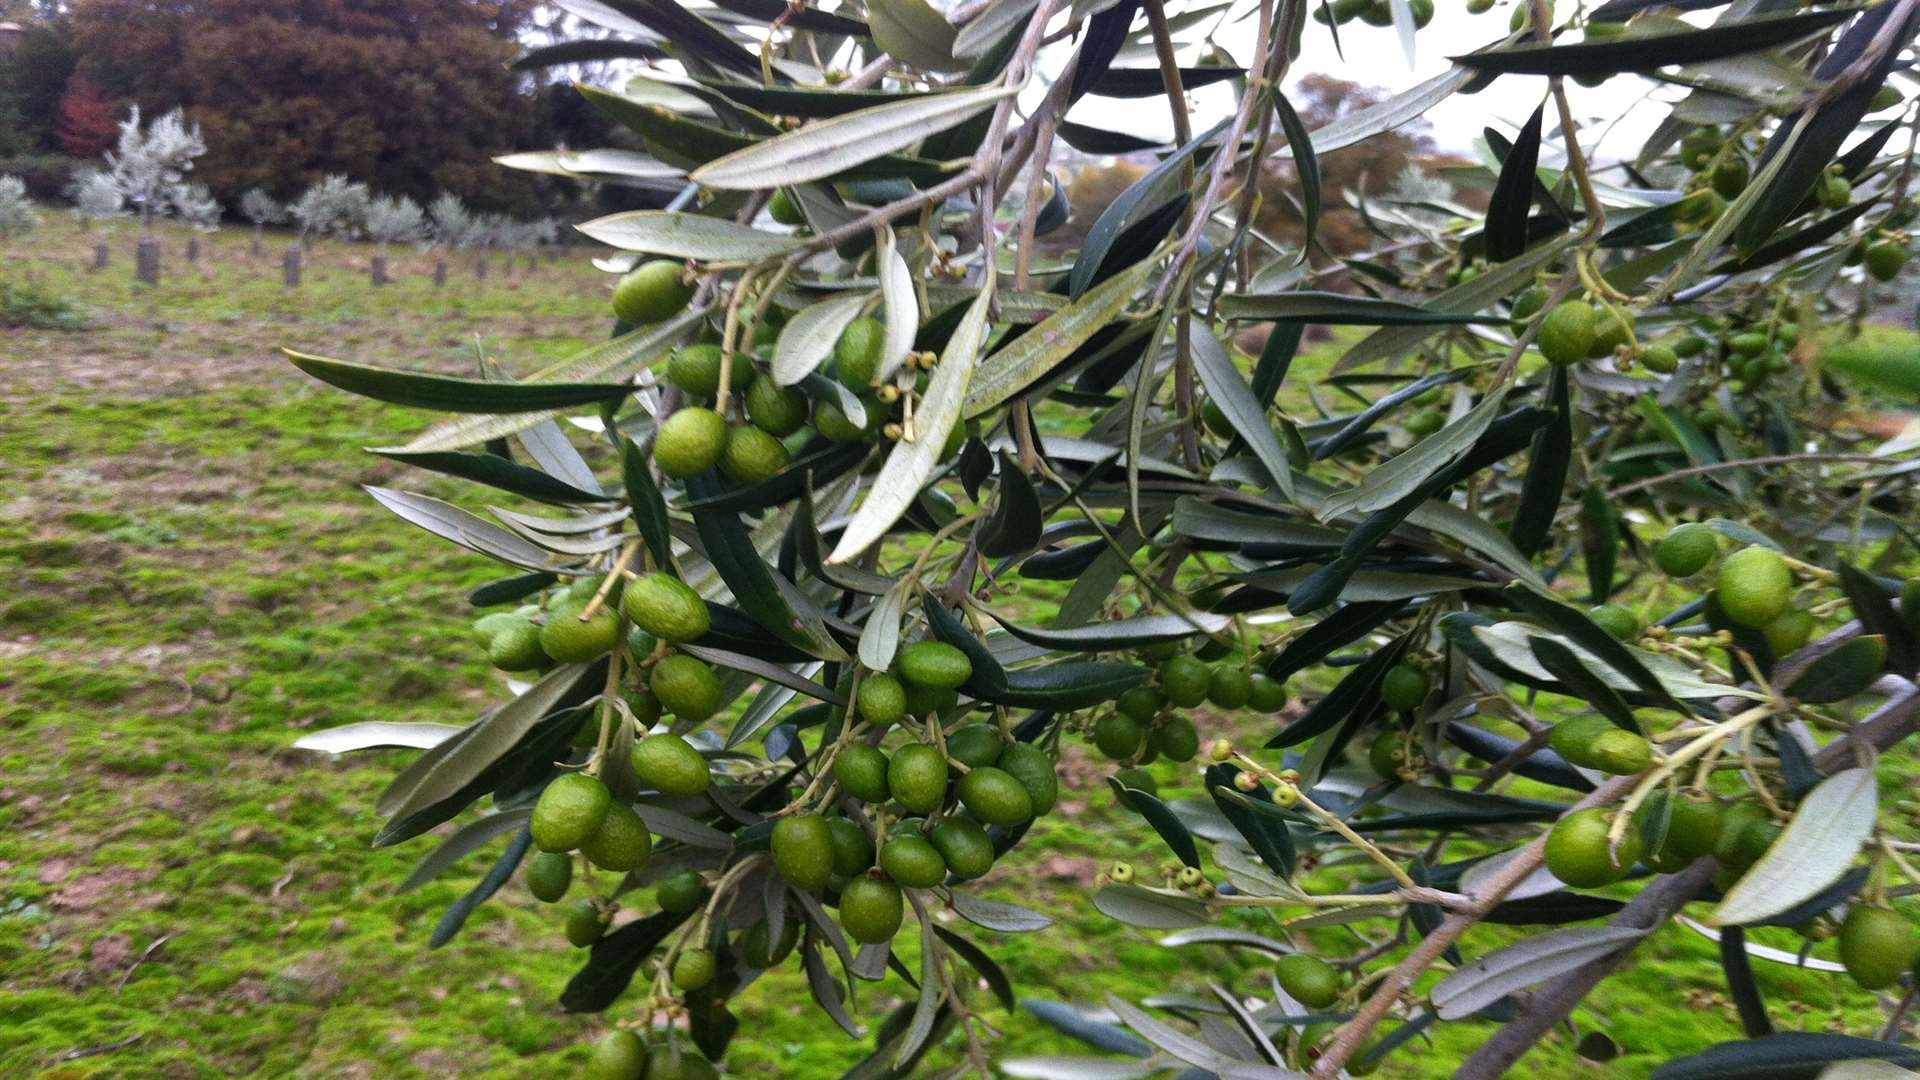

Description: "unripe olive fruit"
946 723 1005 769
853 672 908 727
1247 674 1289 713
1655 522 1717 577
1537 301 1597 366
673 947 717 991
1587 307 1633 360
654 407 729 479
1544 807 1642 888
1710 156 1750 200
1207 666 1253 709
1715 545 1793 629
1588 603 1640 641
1380 663 1430 712
647 1049 720 1080
1157 655 1212 707
532 772 613 853
746 377 809 437
828 817 877 878
815 400 871 443
565 898 606 947
957 766 1034 828
633 733 711 796
581 802 653 872
880 834 948 888
897 641 973 689
840 876 906 943
488 618 547 671
1151 715 1201 763
612 260 694 326
768 188 805 225
527 850 573 902
1641 791 1722 864
931 817 997 879
1840 905 1917 990
667 343 753 400
1866 240 1911 282
650 653 723 721
540 602 621 663
1093 711 1145 760
1113 766 1158 794
997 742 1059 815
1762 609 1815 656
772 813 836 890
888 743 950 813
622 573 710 644
902 680 959 718
1275 952 1342 1009
656 869 708 914
740 915 801 969
835 318 886 388
1115 685 1164 724
834 744 892 803
586 1029 649 1080
720 424 790 485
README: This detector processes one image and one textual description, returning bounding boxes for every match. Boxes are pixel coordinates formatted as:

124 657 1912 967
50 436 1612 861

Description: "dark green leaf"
922 596 1010 697
989 610 1229 652
588 0 769 78
949 891 1053 932
288 350 634 413
1510 365 1570 557
560 909 691 1012
1838 565 1916 676
679 440 872 514
1218 290 1505 325
1267 600 1410 682
428 828 531 949
620 436 675 573
979 452 1043 558
1273 89 1319 259
1267 634 1408 748
1648 1033 1920 1079
376 449 611 505
511 38 665 70
1530 637 1642 734
1108 777 1201 868
989 662 1152 710
1450 8 1854 76
1056 121 1166 155
1486 103 1546 263
1250 321 1304 410
469 572 557 607
688 477 850 661
1088 66 1245 97
1091 884 1209 929
704 0 868 35
1022 999 1153 1057
932 926 1016 1011
1719 926 1773 1038
1193 327 1293 497
1068 117 1226 299
1204 763 1296 877
1580 485 1619 602
1066 0 1144 104
1505 585 1692 716
1785 636 1887 704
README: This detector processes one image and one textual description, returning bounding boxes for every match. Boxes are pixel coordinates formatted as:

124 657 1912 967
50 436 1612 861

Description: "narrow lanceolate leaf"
294 721 463 755
965 258 1153 418
1103 994 1233 1071
576 210 801 260
383 313 701 454
397 810 532 893
829 277 993 563
1486 103 1546 263
1711 768 1877 927
1431 926 1648 1020
1273 88 1318 259
1298 65 1476 156
366 487 571 572
1648 1033 1920 1080
1069 118 1225 299
385 663 593 820
990 610 1231 652
775 293 872 386
1192 327 1293 498
1450 7 1854 76
1314 388 1508 523
859 580 910 672
868 0 968 72
1217 290 1502 325
288 351 635 414
689 83 1016 189
876 227 919 383
620 436 675 573
1333 235 1573 373
978 451 1042 558
374 450 612 506
1109 778 1201 868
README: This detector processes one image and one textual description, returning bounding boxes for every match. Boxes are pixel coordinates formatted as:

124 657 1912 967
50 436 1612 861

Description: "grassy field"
0 216 1897 1079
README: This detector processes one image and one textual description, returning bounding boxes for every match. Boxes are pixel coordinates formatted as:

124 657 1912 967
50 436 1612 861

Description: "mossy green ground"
0 218 1897 1078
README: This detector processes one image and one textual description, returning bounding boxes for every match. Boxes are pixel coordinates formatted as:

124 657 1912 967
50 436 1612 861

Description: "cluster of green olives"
584 1029 719 1080
1310 0 1433 29
629 267 965 487
1092 646 1288 772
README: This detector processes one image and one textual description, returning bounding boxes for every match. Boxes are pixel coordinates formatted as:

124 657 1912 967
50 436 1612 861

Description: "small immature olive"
746 377 809 437
1641 791 1722 865
888 743 950 813
1587 307 1633 360
1762 609 1815 656
1152 715 1201 763
828 817 877 878
958 766 1034 827
1866 240 1911 282
834 745 892 803
815 400 871 443
931 817 997 879
902 680 959 719
742 914 802 969
487 618 547 671
1537 301 1597 366
632 733 711 796
1679 126 1723 169
533 772 613 853
835 318 886 388
1548 714 1615 766
565 898 606 948
720 425 790 485
768 188 805 225
1209 738 1236 762
1109 862 1135 884
673 948 717 992
1640 343 1679 374
1710 156 1750 200
1380 663 1430 713
1368 729 1409 782
1588 603 1641 641
622 572 710 644
1509 284 1550 329
612 260 694 326
880 835 949 888
1158 655 1213 707
945 723 1005 769
540 602 622 663
581 802 653 872
654 407 729 479
1655 522 1718 577
585 1029 649 1080
897 641 973 689
1247 674 1288 713
1114 766 1158 794
472 610 524 644
1544 807 1642 888
1176 866 1205 889
657 869 708 914
772 813 836 890
1818 173 1853 211
854 672 908 727
1710 802 1771 866
1840 905 1917 990
1275 952 1342 1009
1715 545 1793 629
997 742 1059 815
1585 728 1653 776
667 343 753 400
1093 711 1145 760
1271 782 1300 808
1207 666 1253 709
1727 330 1768 357
839 876 905 944
650 653 723 721
527 850 573 903
1115 685 1164 724
648 1049 720 1080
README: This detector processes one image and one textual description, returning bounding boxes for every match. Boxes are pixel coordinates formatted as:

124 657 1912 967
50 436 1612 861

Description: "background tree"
0 13 77 166
288 173 368 247
103 104 205 284
65 0 545 210
427 191 478 287
172 179 219 264
362 193 425 286
66 165 120 270
238 186 283 256
52 73 114 157
0 172 37 240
